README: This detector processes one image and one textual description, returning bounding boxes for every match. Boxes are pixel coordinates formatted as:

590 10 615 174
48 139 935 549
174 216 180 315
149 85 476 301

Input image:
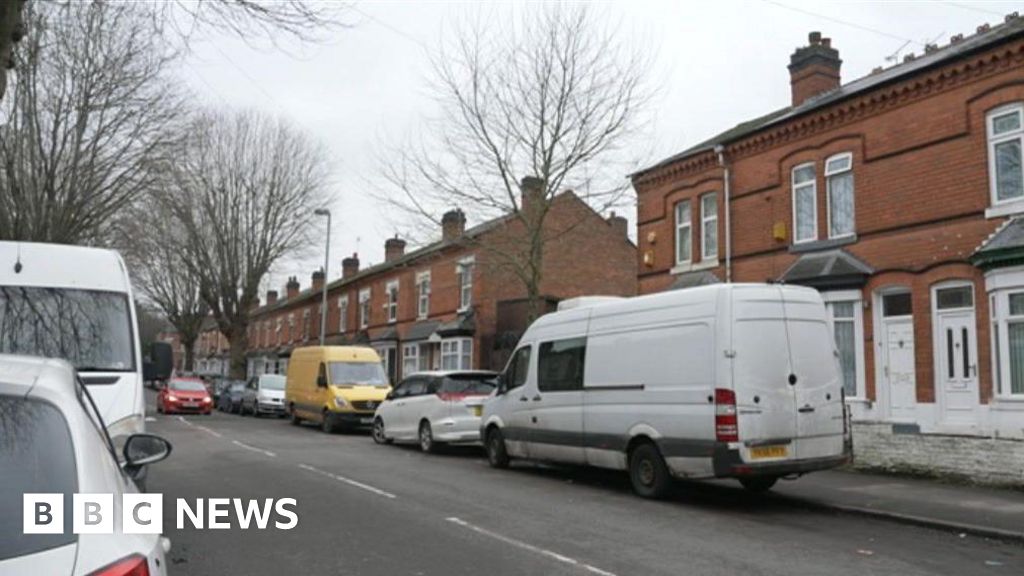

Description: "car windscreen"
0 286 134 372
441 375 497 395
260 375 286 390
170 380 207 392
0 395 77 560
329 361 389 387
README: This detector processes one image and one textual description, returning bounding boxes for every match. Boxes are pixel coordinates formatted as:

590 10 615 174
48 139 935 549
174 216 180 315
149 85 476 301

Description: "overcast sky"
179 0 1019 295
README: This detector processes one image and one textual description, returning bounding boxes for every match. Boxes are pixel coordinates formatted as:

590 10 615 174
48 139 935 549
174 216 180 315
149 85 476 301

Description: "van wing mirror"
495 374 507 395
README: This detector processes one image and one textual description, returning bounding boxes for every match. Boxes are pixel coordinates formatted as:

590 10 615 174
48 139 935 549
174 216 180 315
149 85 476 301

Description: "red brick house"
631 17 1024 482
246 181 636 383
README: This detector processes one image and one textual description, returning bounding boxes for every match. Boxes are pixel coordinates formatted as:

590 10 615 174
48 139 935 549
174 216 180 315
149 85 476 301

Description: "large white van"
0 241 146 441
480 283 852 498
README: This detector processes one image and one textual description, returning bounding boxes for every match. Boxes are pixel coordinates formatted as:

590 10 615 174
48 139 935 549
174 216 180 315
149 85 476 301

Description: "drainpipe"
715 145 732 283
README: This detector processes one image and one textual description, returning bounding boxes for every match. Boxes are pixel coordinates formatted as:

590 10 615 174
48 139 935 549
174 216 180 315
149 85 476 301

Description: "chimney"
788 31 842 107
266 290 278 307
520 176 545 216
607 211 628 238
384 235 407 262
342 253 360 279
286 276 300 300
441 209 466 242
311 268 325 293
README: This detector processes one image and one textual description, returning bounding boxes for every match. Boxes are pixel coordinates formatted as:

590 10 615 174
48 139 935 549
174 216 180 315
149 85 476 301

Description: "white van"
0 241 146 441
480 283 852 498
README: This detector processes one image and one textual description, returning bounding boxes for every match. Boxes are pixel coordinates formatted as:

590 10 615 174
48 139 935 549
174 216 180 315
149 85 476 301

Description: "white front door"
884 319 917 421
935 310 980 428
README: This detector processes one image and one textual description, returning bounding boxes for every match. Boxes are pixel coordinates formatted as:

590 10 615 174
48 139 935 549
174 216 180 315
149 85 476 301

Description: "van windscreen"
0 287 134 372
329 361 389 387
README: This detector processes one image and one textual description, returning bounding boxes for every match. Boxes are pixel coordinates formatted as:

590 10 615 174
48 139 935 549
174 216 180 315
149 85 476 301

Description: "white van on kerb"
0 241 145 440
480 283 852 498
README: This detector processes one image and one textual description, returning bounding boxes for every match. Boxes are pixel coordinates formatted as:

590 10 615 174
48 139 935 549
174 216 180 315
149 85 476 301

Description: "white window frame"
338 295 349 333
440 337 473 370
986 103 1024 217
825 152 855 239
359 288 371 330
288 313 296 342
457 257 474 312
416 271 431 319
385 279 399 324
792 162 818 244
303 309 311 341
822 290 866 400
275 318 282 345
674 200 692 266
700 193 718 261
402 343 420 377
991 288 1024 400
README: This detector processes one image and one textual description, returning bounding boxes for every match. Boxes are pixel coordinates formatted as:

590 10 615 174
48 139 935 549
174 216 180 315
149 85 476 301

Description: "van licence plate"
749 445 788 459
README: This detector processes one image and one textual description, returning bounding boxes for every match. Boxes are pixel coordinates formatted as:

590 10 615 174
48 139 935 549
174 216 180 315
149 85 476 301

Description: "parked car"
217 381 247 413
211 377 232 403
372 370 497 452
0 354 172 575
156 377 213 415
480 284 853 499
240 374 287 417
285 346 390 433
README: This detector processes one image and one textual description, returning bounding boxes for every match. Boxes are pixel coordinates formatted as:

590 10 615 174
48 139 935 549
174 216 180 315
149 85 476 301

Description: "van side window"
507 346 531 390
538 337 586 392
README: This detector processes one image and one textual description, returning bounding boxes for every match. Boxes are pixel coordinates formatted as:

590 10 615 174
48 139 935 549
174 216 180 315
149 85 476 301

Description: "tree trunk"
182 336 197 373
0 0 24 104
228 325 248 380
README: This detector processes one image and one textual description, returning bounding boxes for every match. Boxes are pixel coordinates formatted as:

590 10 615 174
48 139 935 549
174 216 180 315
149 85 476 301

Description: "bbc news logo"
24 494 298 534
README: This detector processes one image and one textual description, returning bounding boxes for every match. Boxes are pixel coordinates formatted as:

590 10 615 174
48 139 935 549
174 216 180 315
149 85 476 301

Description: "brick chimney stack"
441 209 466 242
342 253 360 278
311 269 325 293
285 276 300 300
520 176 545 217
607 211 628 238
266 290 278 307
788 31 842 107
384 236 407 262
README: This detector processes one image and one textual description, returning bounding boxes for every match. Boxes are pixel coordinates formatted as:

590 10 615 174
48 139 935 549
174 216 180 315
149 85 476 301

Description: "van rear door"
779 287 845 460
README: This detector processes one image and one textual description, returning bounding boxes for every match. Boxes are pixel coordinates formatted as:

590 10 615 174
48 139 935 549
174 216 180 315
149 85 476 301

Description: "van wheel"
629 443 672 499
419 421 438 453
372 418 392 445
289 406 302 426
322 411 338 434
486 428 510 469
739 476 778 493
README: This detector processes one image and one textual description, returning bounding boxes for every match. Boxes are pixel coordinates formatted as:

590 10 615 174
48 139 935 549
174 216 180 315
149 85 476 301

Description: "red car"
157 377 214 415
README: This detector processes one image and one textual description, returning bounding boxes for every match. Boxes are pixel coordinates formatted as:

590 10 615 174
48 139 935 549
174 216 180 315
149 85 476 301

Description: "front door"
935 309 980 429
884 319 917 421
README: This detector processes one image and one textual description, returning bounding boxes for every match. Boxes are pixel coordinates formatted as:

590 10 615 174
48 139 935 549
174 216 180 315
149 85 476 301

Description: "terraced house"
631 16 1024 483
246 180 636 384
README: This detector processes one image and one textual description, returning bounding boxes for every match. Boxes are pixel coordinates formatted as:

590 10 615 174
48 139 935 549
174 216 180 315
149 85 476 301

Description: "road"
146 399 1023 576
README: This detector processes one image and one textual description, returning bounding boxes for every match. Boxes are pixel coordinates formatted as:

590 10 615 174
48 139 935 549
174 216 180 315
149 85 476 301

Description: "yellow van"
285 346 391 433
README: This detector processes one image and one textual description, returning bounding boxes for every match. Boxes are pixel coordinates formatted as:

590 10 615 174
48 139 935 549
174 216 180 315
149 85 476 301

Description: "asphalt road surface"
145 398 1023 576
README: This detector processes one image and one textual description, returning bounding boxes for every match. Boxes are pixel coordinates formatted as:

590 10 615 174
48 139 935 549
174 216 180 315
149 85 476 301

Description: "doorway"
876 290 917 421
932 283 980 430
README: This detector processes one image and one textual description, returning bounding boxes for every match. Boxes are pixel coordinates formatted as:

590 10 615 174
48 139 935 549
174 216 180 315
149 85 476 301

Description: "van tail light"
87 554 149 576
715 388 739 443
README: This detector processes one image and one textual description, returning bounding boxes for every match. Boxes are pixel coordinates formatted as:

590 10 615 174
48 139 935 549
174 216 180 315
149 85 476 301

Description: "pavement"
143 396 1024 576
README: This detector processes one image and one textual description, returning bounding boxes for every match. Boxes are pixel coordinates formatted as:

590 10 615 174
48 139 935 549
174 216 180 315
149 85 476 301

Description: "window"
999 292 1024 396
416 271 431 319
275 318 282 344
829 302 857 397
701 193 718 260
385 280 398 323
506 345 532 390
457 258 474 311
328 360 388 387
936 286 973 310
404 377 428 397
826 153 854 238
338 295 349 333
402 343 419 377
288 313 295 342
792 163 817 243
303 309 311 341
441 338 473 370
538 337 586 392
992 294 1002 395
988 103 1024 205
882 292 913 317
359 289 371 329
674 200 692 265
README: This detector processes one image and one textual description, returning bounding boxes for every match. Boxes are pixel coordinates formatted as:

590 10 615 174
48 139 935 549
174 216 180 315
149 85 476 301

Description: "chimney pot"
384 236 407 262
342 253 360 279
821 38 831 48
788 31 842 107
808 31 822 44
286 276 300 300
441 209 467 241
519 176 545 218
977 23 991 34
311 269 325 292
606 211 628 239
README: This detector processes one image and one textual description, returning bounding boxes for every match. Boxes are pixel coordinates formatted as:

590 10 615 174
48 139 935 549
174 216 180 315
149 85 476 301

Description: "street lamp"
314 208 331 346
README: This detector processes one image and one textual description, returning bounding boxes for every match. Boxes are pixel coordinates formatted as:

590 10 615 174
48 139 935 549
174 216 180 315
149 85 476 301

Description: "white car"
372 370 498 452
0 355 173 575
240 374 287 417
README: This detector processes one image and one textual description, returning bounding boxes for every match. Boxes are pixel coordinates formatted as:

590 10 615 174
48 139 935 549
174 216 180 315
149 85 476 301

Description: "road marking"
175 416 223 438
232 440 276 457
297 464 397 499
176 416 195 427
445 517 617 576
145 417 156 422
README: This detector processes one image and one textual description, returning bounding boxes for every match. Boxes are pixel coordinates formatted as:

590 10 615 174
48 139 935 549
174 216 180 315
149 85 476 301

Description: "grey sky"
179 0 1020 296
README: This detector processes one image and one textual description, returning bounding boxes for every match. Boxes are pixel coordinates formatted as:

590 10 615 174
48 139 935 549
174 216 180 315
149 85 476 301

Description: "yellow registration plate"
749 445 788 460
471 406 482 417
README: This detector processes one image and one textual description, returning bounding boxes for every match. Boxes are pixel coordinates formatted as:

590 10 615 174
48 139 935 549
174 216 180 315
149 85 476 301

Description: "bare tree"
159 0 349 47
0 1 182 245
160 109 332 379
378 5 650 318
0 0 26 103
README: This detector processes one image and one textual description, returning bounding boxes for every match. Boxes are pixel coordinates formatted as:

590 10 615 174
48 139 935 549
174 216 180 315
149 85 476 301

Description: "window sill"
789 235 858 254
985 201 1024 219
991 396 1024 408
671 259 719 275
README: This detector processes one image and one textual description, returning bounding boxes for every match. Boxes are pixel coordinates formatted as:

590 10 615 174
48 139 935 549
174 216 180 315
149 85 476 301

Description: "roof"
779 249 873 289
404 319 441 342
0 240 130 292
636 15 1024 178
971 217 1024 269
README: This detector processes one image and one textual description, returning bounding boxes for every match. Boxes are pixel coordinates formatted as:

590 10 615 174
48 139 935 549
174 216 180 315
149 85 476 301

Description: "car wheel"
629 443 672 499
739 476 778 493
372 418 391 445
485 427 510 469
419 421 438 453
322 411 337 434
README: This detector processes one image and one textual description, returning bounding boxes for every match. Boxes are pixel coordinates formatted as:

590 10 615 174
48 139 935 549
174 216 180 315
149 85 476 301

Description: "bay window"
441 338 473 370
402 343 420 377
823 291 865 399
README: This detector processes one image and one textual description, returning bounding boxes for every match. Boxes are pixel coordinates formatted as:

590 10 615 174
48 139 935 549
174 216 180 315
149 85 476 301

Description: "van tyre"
289 407 302 426
486 428 510 469
419 421 438 453
322 411 338 434
629 443 672 499
739 476 778 493
372 418 391 445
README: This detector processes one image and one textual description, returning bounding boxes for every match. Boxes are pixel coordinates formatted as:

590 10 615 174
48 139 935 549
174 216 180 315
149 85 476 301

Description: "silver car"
240 374 287 417
0 355 172 575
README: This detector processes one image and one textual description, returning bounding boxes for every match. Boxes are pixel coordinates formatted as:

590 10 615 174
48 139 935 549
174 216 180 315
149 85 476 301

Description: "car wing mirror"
123 433 172 469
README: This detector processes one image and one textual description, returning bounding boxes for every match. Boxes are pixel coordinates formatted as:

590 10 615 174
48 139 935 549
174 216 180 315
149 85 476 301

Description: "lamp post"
314 208 331 346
